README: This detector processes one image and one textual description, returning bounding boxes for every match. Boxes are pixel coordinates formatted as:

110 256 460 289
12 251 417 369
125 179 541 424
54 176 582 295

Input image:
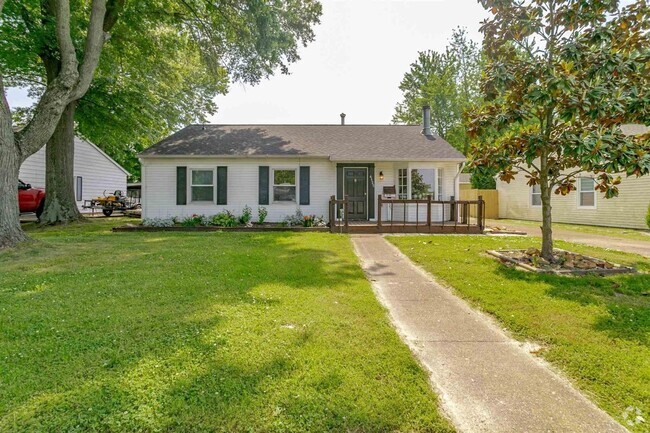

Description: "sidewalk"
486 219 650 258
352 235 627 433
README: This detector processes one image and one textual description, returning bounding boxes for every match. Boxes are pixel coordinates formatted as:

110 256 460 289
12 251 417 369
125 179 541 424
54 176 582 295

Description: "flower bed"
112 223 329 232
487 248 636 275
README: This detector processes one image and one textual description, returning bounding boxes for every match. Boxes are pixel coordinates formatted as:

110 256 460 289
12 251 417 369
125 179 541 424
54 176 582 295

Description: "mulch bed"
487 248 636 276
112 223 329 233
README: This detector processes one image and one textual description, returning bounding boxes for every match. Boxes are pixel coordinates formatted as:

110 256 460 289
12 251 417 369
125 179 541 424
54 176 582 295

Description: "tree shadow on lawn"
1 231 413 432
494 263 650 347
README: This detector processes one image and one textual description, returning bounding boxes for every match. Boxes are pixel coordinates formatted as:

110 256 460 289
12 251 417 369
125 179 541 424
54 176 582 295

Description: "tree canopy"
468 0 650 259
392 27 482 153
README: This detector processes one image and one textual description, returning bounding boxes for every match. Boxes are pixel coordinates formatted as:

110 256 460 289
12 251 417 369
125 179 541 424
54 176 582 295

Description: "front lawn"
389 235 649 432
0 219 453 433
493 218 650 243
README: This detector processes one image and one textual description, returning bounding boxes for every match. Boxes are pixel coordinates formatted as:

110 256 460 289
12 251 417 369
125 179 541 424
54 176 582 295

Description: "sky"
7 0 490 125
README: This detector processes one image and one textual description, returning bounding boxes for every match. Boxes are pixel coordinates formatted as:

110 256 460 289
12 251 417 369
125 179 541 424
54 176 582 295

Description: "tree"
468 0 650 260
0 0 120 248
2 0 322 225
392 28 482 153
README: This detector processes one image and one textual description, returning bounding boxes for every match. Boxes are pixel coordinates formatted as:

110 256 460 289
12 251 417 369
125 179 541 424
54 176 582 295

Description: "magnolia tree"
469 0 650 260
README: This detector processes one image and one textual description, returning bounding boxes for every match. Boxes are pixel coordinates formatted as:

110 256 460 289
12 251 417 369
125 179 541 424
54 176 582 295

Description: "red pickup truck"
18 179 45 219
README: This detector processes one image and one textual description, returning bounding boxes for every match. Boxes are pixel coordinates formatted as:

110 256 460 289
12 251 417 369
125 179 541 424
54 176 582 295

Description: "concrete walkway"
487 219 650 258
352 235 627 433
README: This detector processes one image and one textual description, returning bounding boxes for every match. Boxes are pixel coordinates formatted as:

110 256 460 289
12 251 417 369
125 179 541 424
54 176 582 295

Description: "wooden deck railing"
328 195 485 234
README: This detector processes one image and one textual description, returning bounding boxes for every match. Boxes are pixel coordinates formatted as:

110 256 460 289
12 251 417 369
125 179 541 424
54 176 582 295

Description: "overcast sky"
7 0 490 125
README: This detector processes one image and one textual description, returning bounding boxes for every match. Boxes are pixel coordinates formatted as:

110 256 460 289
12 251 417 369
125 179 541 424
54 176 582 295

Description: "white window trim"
577 177 597 209
189 168 216 204
437 168 443 200
397 167 408 199
409 167 437 200
272 167 298 204
530 184 542 207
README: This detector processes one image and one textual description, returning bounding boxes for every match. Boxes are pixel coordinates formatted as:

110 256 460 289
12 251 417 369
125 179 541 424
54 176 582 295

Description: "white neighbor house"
20 137 129 212
139 110 466 223
497 125 650 230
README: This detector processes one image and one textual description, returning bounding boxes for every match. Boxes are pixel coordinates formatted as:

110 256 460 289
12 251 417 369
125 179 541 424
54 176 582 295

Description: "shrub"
239 205 253 225
180 214 205 227
301 215 327 228
646 203 650 229
257 206 268 224
142 217 175 227
283 209 304 227
211 211 237 227
470 169 497 190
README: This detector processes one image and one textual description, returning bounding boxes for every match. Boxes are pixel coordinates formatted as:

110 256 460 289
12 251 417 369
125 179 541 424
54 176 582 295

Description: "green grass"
0 219 453 433
388 234 650 432
494 218 650 242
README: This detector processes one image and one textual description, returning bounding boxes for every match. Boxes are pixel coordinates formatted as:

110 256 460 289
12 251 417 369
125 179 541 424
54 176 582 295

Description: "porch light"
379 171 384 181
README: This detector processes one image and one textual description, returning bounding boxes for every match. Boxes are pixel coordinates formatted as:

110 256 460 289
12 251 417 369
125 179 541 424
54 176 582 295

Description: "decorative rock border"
487 248 636 276
112 225 329 233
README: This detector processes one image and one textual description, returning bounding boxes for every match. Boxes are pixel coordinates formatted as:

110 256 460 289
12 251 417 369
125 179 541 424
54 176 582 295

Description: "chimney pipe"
422 105 431 136
340 113 346 126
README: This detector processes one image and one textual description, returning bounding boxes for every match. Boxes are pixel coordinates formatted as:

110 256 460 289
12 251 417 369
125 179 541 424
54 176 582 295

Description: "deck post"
329 195 336 233
344 195 349 230
426 195 432 230
450 195 456 222
477 195 484 231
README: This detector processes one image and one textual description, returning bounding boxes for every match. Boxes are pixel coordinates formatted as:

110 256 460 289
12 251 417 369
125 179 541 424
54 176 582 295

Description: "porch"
328 195 486 234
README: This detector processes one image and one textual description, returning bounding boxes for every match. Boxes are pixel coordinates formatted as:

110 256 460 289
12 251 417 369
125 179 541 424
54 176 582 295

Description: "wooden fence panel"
460 189 498 219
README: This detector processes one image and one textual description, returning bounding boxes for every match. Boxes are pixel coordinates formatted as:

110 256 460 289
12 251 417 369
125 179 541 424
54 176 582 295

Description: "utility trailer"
83 190 141 216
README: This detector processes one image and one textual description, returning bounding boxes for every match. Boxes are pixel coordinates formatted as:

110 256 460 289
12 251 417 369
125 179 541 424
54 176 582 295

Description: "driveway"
487 219 650 258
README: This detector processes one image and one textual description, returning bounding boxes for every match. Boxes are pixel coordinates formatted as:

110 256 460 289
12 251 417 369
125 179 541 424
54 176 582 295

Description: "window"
75 176 83 201
531 184 541 206
437 169 443 200
398 168 408 199
578 177 596 207
273 169 296 202
411 168 434 199
191 169 214 202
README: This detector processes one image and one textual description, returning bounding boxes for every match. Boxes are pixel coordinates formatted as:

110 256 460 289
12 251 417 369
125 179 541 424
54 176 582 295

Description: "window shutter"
217 166 228 205
176 166 187 205
259 166 269 205
299 166 310 205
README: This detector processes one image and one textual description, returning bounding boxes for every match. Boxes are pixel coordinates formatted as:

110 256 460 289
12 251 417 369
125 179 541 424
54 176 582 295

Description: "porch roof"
139 124 466 162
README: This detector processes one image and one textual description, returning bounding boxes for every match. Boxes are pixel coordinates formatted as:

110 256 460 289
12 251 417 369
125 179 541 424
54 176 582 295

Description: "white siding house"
139 118 466 223
496 125 650 230
19 137 129 212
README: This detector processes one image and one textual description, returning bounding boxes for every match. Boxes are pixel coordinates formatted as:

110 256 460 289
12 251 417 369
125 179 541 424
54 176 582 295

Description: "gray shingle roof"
139 124 466 161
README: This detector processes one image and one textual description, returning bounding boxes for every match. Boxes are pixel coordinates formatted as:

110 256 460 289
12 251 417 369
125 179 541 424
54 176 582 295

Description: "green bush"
180 214 205 227
257 206 268 224
211 211 237 227
470 171 496 190
646 203 650 229
239 205 252 225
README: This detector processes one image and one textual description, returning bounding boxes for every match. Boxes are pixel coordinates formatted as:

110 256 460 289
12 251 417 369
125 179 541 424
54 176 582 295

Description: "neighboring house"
139 109 466 222
496 125 650 229
19 137 129 212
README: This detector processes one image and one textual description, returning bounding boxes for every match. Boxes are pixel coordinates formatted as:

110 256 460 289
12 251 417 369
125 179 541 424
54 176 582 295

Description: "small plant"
283 208 304 227
211 211 237 227
303 215 314 227
239 205 253 225
142 217 175 227
257 206 268 224
180 214 204 227
646 203 650 229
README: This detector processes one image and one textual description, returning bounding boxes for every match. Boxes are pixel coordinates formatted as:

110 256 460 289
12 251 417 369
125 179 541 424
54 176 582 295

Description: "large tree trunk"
0 140 29 248
540 181 553 260
39 101 82 225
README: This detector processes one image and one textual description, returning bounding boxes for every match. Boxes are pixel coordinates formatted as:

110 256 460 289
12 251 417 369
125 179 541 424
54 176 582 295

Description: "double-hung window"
273 169 296 202
578 177 596 208
191 169 214 202
437 169 443 200
531 184 542 206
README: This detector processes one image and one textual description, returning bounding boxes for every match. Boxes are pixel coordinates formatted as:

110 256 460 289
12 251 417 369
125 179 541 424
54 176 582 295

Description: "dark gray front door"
344 168 367 220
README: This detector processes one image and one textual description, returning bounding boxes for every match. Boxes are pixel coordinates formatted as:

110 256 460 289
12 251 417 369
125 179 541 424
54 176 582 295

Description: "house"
20 137 129 212
496 125 650 230
139 108 467 224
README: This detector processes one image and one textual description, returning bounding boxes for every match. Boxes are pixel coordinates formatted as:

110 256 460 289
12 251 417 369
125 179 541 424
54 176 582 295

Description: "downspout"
454 161 466 200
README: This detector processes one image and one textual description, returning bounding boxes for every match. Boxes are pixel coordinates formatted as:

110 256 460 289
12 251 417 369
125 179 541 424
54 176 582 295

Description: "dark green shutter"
176 166 187 205
259 166 269 205
217 166 227 205
299 166 310 205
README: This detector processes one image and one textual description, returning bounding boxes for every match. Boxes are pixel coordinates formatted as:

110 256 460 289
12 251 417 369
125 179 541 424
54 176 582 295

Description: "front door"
344 168 368 220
